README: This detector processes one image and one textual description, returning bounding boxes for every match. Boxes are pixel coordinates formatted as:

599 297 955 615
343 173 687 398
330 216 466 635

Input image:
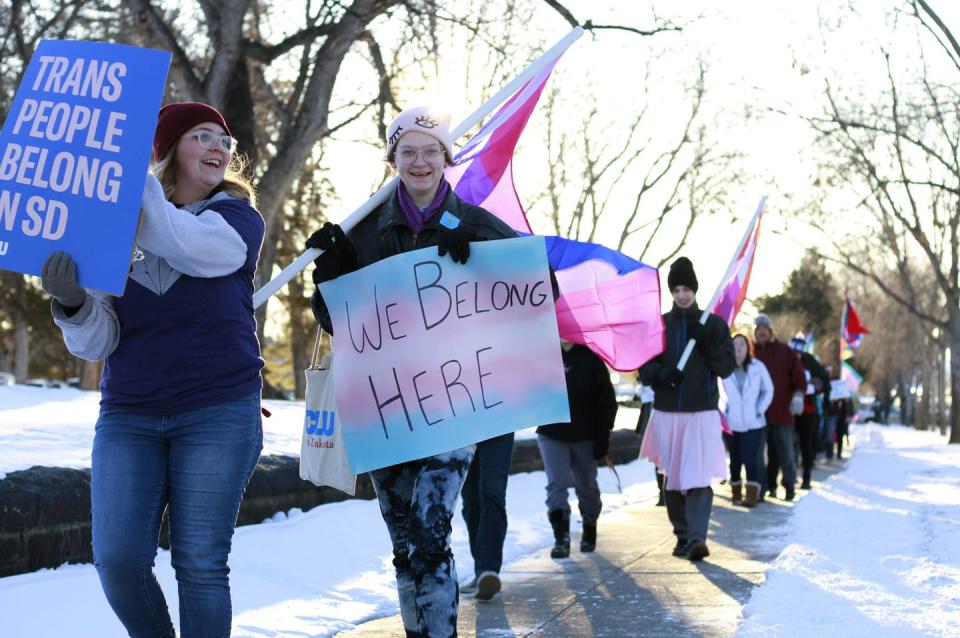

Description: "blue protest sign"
0 40 171 294
319 236 570 474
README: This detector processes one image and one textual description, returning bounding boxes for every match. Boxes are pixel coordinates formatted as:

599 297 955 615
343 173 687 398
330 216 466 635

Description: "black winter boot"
580 522 597 553
548 509 570 558
672 538 688 557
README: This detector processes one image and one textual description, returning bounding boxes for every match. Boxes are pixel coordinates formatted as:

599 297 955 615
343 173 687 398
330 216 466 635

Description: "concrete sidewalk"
338 459 849 637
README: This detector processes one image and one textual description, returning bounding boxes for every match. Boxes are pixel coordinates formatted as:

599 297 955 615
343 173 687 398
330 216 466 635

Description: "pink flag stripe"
711 200 766 326
554 259 664 371
446 61 558 233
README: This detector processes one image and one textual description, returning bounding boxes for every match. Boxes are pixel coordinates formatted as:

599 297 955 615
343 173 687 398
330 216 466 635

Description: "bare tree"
0 0 115 385
531 60 743 266
801 0 960 441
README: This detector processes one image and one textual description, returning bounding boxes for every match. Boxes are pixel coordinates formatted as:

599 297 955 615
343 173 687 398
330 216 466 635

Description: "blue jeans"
723 428 763 484
91 394 263 638
371 446 475 638
461 432 514 576
821 415 837 458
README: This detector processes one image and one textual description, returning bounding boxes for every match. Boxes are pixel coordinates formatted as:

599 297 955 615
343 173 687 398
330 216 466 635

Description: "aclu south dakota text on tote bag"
301 351 356 495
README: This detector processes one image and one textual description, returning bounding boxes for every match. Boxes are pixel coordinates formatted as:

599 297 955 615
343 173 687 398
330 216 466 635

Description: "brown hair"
732 333 753 368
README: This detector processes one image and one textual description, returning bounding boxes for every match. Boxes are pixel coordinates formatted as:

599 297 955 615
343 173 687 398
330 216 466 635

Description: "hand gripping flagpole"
676 196 767 371
252 26 585 309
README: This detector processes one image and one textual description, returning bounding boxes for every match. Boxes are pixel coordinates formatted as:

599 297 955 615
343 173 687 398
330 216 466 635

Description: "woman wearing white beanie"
307 105 518 637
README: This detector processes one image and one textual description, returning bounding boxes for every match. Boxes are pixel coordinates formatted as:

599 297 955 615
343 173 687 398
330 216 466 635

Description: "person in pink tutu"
638 257 736 561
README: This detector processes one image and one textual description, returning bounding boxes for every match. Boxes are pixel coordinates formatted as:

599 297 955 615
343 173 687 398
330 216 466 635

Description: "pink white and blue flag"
841 360 863 394
711 198 766 326
446 51 665 370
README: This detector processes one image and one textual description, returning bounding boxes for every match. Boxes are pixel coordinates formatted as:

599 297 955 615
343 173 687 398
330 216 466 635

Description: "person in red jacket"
752 315 806 501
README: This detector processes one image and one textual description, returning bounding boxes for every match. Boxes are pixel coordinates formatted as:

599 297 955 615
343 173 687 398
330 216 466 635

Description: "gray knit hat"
754 314 773 329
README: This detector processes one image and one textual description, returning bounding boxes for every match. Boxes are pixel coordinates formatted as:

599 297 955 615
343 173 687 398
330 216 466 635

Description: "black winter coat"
537 344 618 459
311 185 518 331
638 302 735 413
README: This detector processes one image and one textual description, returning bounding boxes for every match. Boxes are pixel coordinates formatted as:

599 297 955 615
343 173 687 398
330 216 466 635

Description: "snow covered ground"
0 385 656 637
0 385 642 479
1 386 958 637
737 424 960 638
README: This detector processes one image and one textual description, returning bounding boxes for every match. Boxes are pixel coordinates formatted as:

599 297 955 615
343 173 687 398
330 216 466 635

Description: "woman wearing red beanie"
41 102 265 638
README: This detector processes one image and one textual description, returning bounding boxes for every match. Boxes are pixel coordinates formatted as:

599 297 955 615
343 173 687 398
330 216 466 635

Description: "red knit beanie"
152 102 232 162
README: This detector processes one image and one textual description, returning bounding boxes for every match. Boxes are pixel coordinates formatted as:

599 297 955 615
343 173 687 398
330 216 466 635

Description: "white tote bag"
300 329 356 495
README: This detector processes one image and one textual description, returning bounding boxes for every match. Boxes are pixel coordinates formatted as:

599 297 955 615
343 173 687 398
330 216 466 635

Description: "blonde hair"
152 147 257 207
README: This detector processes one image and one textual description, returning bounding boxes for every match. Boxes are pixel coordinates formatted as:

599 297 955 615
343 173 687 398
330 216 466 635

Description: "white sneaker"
461 576 479 596
475 570 501 601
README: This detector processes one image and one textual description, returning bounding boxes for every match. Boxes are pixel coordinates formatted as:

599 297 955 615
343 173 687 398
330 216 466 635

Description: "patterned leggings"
371 445 475 638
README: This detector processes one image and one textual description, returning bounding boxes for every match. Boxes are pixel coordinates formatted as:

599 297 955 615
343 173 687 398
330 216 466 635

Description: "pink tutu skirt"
639 410 727 492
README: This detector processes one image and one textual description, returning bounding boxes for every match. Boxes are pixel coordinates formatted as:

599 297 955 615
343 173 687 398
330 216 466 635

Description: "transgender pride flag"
841 360 863 393
446 49 664 370
711 198 766 326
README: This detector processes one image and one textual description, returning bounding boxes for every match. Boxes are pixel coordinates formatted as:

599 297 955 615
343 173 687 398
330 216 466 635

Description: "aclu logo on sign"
305 410 335 437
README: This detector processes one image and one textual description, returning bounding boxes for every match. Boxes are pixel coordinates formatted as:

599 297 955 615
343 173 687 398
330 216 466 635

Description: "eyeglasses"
184 130 238 153
395 145 444 163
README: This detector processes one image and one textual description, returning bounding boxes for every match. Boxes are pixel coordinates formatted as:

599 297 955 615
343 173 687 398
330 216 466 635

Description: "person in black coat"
638 257 735 561
537 341 618 558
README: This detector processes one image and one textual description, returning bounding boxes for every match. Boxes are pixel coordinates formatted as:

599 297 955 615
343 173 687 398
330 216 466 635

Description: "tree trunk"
13 313 29 383
253 0 394 343
287 273 312 401
897 373 910 425
919 364 932 430
81 360 102 391
949 312 960 443
908 372 920 428
939 347 948 436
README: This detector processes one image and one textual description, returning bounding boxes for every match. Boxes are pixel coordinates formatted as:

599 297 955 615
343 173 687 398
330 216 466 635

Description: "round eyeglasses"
184 130 238 153
395 145 444 163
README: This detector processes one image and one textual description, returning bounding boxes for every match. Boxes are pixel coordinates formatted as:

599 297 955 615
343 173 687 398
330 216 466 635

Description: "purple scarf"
396 178 450 234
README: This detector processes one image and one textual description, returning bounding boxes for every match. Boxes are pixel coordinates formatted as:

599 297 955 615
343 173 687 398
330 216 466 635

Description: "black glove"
657 365 685 388
687 320 707 345
307 222 358 284
41 252 86 309
593 432 611 461
436 224 472 264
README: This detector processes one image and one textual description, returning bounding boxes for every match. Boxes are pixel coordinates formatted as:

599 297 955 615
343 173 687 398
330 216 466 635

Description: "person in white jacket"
722 334 774 507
